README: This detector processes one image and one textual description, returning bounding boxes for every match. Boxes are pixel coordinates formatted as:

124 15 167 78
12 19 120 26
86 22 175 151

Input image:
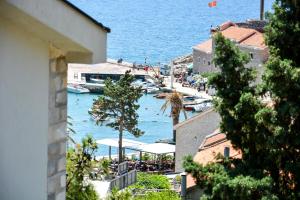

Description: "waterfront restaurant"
0 0 109 199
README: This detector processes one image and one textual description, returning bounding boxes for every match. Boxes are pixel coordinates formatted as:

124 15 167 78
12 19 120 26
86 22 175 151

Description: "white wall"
5 0 107 63
175 110 220 172
0 16 48 200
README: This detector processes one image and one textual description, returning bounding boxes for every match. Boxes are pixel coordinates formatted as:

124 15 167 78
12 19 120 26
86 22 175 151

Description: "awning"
96 138 146 149
136 143 175 154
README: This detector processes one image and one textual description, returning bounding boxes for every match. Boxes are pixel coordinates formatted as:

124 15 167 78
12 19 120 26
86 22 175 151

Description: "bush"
134 190 180 200
130 173 171 190
66 135 99 200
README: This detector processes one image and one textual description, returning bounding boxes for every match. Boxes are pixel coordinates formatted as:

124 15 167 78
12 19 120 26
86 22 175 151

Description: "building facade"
174 109 221 172
0 1 109 199
193 21 269 76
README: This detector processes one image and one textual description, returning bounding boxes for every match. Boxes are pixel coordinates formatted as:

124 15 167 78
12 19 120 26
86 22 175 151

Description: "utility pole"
260 0 264 20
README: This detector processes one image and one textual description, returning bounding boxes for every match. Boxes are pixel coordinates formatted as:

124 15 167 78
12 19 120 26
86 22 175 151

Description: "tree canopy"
92 71 144 162
184 1 300 198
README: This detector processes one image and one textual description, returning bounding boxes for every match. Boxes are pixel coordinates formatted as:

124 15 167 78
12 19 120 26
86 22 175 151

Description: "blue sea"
69 0 274 64
67 0 275 155
68 93 195 155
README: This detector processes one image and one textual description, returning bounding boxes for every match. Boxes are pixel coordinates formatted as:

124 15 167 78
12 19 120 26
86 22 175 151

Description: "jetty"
68 59 159 84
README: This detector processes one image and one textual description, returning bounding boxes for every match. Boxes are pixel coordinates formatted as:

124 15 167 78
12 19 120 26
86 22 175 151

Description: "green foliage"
134 190 180 200
142 153 151 161
186 0 300 198
99 158 111 177
200 71 216 79
264 0 300 66
66 135 99 200
183 156 278 200
130 173 171 190
91 70 144 162
209 33 269 170
106 188 132 200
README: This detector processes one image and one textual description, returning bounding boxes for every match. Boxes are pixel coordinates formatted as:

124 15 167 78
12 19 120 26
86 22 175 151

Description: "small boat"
183 98 208 106
193 101 213 112
145 87 160 94
154 93 168 99
90 78 105 84
67 84 90 94
83 82 105 93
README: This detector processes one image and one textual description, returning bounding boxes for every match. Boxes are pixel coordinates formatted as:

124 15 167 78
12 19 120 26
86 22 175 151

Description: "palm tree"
161 91 187 143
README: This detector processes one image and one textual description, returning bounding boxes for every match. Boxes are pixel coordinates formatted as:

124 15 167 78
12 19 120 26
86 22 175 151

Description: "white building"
0 0 109 199
174 109 221 172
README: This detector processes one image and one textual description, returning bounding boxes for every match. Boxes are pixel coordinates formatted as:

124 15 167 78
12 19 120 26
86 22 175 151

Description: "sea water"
68 93 195 155
68 0 274 64
67 0 275 155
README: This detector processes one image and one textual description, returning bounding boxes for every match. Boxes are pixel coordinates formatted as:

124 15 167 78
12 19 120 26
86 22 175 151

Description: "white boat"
67 84 90 94
145 87 160 94
192 100 213 112
90 78 105 84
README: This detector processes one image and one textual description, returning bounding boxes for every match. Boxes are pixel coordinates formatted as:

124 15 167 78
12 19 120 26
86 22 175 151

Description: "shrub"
134 190 180 200
130 173 171 190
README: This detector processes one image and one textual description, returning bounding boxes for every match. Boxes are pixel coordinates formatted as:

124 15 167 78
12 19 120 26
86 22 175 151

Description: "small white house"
0 0 110 199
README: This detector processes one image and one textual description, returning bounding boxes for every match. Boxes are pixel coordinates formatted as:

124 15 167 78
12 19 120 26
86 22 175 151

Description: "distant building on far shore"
192 20 269 78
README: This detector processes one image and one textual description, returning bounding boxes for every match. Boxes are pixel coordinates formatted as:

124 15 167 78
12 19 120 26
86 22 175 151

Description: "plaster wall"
4 0 107 63
175 110 220 172
0 16 48 200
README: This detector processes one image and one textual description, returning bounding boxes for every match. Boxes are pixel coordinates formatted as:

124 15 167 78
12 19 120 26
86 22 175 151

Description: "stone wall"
175 109 221 172
193 41 269 79
47 46 68 200
192 49 214 74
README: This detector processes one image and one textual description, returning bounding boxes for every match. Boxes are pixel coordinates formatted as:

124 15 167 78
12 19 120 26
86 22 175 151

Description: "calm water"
67 0 275 155
68 93 195 155
69 0 274 64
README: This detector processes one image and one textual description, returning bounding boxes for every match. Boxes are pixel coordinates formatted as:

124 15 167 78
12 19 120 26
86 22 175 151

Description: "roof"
193 39 212 53
219 23 266 49
62 0 111 33
68 61 156 76
193 130 242 165
96 139 175 154
194 21 267 51
135 143 175 154
96 138 145 149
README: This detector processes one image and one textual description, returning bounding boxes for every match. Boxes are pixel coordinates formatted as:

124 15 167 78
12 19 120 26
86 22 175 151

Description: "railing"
109 169 137 190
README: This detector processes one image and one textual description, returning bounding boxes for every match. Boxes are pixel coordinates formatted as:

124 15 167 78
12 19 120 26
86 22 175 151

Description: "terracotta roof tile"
193 132 242 165
240 32 266 49
193 39 212 53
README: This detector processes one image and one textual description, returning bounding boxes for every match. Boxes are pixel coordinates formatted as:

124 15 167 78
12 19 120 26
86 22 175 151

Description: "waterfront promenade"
163 76 212 99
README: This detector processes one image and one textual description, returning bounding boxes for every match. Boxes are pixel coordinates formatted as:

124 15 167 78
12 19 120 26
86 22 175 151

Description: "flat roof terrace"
69 60 157 77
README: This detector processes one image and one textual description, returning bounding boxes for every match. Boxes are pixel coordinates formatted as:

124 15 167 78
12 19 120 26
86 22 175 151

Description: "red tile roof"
194 21 267 51
193 39 212 53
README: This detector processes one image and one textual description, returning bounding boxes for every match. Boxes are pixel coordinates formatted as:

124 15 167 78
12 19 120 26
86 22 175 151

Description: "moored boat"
67 84 90 94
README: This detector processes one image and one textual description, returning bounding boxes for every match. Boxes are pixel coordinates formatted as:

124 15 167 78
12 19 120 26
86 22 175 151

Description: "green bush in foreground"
129 173 171 190
134 190 180 200
66 135 99 200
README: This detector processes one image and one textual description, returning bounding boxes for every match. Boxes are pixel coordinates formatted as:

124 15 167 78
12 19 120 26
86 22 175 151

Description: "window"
198 57 201 63
74 72 78 79
203 59 206 65
208 61 211 66
250 53 254 59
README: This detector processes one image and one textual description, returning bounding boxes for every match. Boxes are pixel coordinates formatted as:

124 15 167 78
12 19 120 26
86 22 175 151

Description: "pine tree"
257 0 300 197
91 71 144 163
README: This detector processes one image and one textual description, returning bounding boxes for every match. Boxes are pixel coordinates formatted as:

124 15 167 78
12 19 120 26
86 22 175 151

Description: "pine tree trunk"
118 128 123 164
